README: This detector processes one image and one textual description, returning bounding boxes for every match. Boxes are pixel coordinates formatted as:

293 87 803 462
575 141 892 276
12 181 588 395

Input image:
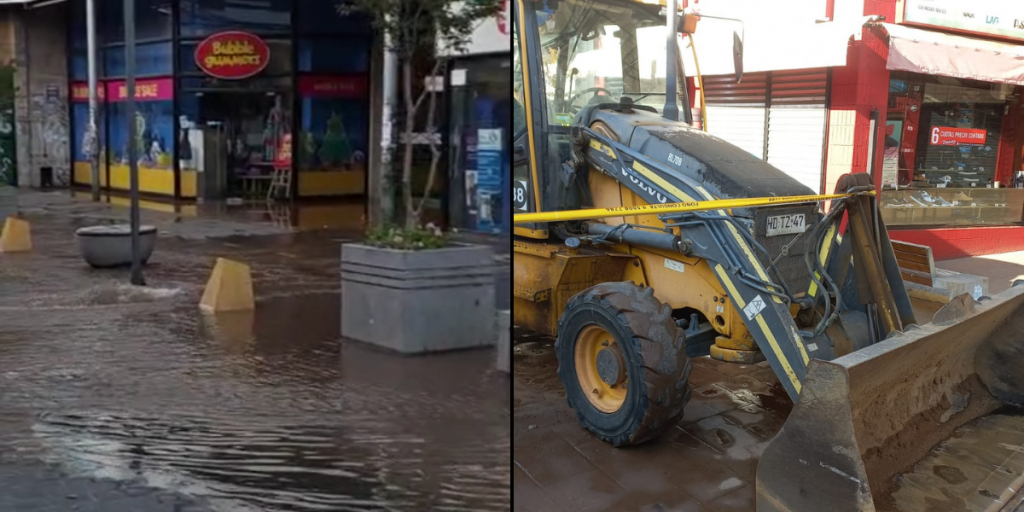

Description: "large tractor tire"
556 282 692 446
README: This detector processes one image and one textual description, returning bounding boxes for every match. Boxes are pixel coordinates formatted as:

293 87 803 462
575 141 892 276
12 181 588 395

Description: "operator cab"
513 0 671 238
512 0 744 239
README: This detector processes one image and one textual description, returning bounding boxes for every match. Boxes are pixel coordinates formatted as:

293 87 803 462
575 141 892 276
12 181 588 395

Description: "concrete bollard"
497 310 510 374
200 258 255 313
0 217 31 253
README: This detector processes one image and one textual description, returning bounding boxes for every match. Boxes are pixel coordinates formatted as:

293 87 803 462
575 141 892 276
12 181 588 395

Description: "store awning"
682 15 872 77
880 23 1024 86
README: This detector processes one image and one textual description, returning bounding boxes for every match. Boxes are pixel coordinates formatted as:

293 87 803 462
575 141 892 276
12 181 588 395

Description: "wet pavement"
513 328 785 512
513 267 1024 512
0 194 510 511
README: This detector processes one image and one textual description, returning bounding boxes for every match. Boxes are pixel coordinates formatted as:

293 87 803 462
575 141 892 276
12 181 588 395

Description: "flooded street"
0 208 509 511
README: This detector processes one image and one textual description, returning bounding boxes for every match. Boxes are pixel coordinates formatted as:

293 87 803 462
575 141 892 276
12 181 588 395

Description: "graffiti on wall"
0 64 15 186
31 84 70 186
0 109 15 185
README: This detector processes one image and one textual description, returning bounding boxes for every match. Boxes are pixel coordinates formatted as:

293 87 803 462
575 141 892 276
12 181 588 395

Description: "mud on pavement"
513 327 790 512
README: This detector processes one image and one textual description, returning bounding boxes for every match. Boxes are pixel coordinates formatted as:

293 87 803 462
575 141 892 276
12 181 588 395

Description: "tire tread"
556 281 693 447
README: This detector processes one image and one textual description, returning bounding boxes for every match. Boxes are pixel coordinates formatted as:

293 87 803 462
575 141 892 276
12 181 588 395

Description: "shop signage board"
298 76 368 98
475 128 504 232
70 82 106 102
195 31 270 80
901 0 1024 42
929 126 987 146
103 78 174 102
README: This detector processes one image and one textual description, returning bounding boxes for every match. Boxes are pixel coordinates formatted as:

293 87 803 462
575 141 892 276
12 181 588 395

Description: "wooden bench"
892 240 935 287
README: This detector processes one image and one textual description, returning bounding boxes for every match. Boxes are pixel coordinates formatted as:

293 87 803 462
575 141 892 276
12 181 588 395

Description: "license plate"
765 213 807 237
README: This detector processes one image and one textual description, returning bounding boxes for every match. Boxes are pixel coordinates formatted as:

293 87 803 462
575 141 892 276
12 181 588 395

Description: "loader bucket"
757 285 1024 512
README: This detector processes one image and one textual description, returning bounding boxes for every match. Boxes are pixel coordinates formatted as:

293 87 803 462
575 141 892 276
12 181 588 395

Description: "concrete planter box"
497 310 510 373
76 224 157 268
341 242 495 354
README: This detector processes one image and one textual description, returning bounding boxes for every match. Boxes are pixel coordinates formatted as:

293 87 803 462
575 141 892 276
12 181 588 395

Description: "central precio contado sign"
194 31 270 80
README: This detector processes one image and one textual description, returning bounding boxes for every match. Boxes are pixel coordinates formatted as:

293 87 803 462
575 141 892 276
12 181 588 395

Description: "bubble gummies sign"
194 31 270 80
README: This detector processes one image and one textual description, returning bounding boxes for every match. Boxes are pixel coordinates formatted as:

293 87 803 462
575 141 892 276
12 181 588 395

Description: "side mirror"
678 13 699 34
733 31 744 84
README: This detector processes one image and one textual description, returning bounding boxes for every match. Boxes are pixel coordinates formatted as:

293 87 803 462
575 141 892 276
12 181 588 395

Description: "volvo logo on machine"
621 166 670 204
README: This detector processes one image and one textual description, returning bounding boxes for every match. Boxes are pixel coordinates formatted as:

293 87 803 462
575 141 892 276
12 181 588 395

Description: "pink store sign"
105 78 174 102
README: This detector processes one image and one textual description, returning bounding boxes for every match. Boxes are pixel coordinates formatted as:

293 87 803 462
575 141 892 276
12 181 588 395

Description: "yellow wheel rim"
574 325 628 413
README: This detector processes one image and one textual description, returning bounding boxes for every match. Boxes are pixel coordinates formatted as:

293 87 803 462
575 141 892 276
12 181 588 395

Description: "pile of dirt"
866 375 1000 512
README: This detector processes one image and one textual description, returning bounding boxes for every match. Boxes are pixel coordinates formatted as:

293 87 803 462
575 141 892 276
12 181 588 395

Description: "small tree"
342 0 503 230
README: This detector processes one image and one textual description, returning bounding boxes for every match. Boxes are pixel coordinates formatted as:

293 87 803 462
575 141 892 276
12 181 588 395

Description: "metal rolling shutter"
766 69 829 193
702 73 768 160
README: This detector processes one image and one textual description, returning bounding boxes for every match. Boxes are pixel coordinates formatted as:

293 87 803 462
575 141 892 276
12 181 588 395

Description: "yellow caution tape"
513 192 870 224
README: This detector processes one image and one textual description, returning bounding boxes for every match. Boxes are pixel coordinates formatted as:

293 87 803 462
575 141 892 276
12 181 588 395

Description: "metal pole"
374 20 399 227
662 0 679 122
86 0 100 200
124 0 145 286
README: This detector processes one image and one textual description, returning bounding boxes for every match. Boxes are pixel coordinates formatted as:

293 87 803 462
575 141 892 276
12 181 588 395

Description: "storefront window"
103 42 173 78
104 78 175 195
297 38 370 74
70 0 86 46
296 0 372 35
176 85 292 199
449 56 511 233
296 75 368 196
179 0 292 37
71 53 89 82
70 84 106 188
100 0 173 43
881 72 1024 227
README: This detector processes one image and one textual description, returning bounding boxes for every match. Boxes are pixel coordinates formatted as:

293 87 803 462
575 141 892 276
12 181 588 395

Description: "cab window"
529 0 666 126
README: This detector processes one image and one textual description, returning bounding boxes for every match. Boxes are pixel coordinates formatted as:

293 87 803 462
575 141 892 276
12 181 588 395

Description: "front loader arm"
577 128 815 399
573 129 914 403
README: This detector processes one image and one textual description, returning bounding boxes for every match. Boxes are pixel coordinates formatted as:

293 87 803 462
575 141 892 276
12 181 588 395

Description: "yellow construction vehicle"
512 0 1024 510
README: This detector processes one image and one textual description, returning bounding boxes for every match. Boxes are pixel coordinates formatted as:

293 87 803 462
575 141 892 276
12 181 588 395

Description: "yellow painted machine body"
513 167 757 361
512 0 1024 510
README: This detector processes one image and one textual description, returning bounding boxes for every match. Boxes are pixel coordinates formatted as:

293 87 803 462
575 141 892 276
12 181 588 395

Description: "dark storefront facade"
67 0 373 200
446 0 511 234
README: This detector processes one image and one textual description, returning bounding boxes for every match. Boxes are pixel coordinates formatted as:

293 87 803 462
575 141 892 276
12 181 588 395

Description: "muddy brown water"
0 220 510 511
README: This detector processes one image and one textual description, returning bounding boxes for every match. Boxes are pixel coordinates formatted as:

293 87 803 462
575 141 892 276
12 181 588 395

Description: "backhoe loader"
512 0 1024 510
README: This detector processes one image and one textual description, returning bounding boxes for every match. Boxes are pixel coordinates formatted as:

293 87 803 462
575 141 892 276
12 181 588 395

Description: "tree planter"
75 224 157 268
340 243 495 354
